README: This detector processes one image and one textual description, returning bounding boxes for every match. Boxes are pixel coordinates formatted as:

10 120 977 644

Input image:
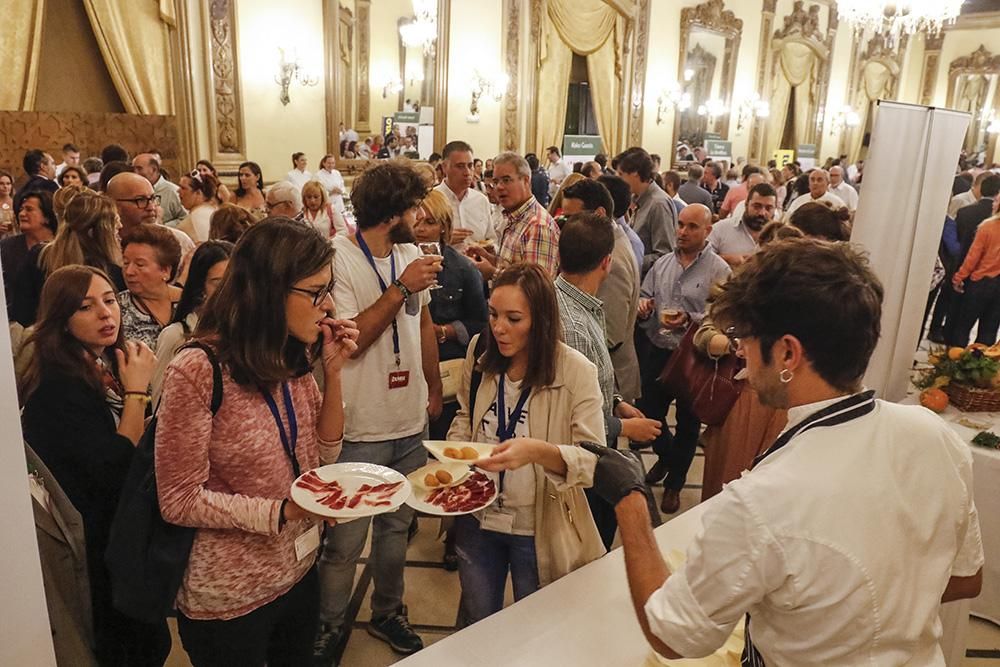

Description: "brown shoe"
660 489 680 514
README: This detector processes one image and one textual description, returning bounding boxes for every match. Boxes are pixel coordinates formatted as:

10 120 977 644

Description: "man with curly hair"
314 160 443 664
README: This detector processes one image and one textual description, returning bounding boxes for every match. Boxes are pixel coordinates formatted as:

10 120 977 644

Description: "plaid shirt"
497 196 560 276
555 276 620 445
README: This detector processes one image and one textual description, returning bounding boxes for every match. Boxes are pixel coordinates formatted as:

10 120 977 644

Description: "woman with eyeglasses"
155 219 359 666
151 240 233 403
119 224 182 348
230 161 268 221
178 172 221 243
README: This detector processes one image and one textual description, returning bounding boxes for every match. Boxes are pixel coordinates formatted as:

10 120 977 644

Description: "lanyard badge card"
357 231 411 390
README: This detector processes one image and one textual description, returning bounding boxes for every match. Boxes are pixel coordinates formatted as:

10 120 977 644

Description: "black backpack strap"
468 334 488 429
180 341 223 415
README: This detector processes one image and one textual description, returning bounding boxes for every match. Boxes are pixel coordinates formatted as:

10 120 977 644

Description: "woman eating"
156 219 359 666
448 262 606 625
151 240 233 403
21 265 168 665
301 180 348 239
119 224 182 348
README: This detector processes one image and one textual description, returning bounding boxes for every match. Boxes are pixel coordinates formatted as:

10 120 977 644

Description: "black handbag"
104 343 223 624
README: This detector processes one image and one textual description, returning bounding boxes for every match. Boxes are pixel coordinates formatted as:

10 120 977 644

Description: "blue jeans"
317 429 428 628
454 514 539 626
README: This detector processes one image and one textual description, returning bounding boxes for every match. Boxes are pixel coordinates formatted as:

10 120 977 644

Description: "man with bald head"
829 165 859 213
783 168 845 220
636 203 731 513
107 172 195 260
132 153 186 226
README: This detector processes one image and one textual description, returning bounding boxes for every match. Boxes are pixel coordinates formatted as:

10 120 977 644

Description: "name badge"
480 506 516 534
294 524 321 561
388 370 411 389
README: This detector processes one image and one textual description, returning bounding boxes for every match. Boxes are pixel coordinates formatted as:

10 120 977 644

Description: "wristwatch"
392 278 412 300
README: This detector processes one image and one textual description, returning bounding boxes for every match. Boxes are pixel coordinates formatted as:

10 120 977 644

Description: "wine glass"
418 242 443 290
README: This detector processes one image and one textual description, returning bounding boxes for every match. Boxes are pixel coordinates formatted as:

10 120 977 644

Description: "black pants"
636 340 702 492
177 567 319 667
90 556 171 667
948 275 1000 347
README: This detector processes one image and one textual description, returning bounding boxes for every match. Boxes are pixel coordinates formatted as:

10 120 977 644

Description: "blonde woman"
12 189 124 326
301 180 348 239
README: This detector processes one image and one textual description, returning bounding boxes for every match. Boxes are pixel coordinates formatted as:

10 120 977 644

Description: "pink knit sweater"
156 348 341 620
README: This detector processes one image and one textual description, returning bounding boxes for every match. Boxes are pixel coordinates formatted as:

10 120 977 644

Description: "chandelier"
399 0 437 55
836 1 962 40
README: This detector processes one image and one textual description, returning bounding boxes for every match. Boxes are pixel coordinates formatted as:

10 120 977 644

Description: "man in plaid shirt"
467 151 560 279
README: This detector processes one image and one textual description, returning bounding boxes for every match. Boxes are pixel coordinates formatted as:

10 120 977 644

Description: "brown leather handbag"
658 323 743 426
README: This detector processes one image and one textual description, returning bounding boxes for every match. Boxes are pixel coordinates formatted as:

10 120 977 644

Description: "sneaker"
367 606 423 655
312 622 343 667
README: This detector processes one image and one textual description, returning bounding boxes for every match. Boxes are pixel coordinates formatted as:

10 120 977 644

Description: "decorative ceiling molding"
681 0 742 38
206 0 244 163
950 45 1000 75
774 0 823 42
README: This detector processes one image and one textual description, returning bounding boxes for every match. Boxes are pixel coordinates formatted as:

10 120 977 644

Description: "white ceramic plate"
291 463 410 519
405 469 499 516
406 461 472 491
423 440 495 465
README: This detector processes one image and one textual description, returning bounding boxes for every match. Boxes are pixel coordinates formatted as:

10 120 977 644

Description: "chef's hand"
579 442 649 507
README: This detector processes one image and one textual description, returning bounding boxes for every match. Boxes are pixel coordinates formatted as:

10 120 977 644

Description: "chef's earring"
779 368 793 384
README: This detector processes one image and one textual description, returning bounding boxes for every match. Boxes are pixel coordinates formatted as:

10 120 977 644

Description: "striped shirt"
497 196 560 276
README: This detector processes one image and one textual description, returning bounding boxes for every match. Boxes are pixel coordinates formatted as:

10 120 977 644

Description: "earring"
779 368 793 384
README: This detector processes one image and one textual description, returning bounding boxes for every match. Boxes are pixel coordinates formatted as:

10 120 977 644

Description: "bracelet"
392 278 412 300
124 391 151 404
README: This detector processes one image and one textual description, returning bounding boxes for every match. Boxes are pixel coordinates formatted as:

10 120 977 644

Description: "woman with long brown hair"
448 262 606 625
155 219 359 666
21 264 167 666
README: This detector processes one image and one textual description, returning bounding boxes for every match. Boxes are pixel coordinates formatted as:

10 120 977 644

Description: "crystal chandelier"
399 0 437 55
836 1 962 41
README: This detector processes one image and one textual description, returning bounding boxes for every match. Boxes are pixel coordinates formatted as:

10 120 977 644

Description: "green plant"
972 431 1000 449
916 348 999 390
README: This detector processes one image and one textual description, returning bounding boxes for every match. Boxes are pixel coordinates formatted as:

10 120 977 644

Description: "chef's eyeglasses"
289 278 336 306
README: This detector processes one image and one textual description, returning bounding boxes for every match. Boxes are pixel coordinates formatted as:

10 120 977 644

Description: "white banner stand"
0 265 56 664
853 101 970 402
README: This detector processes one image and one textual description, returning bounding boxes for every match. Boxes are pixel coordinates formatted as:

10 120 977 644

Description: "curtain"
83 0 175 114
848 61 893 162
765 41 818 155
536 0 622 154
0 0 46 110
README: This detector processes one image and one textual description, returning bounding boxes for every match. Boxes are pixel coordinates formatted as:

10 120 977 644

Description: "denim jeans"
454 514 540 626
317 428 428 628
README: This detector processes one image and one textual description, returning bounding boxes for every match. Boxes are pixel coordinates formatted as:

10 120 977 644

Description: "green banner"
797 144 816 158
393 111 420 123
563 135 603 156
705 139 732 159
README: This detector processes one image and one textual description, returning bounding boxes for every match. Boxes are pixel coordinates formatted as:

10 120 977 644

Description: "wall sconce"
735 94 770 133
987 115 1000 135
655 83 691 125
405 61 424 87
381 76 403 98
467 69 508 122
697 98 728 119
825 105 861 135
275 48 318 106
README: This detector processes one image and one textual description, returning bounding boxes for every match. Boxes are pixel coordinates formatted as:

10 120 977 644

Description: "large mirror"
948 45 1000 163
675 0 741 152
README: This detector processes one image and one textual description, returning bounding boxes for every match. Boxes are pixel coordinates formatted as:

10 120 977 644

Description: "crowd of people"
4 136 985 667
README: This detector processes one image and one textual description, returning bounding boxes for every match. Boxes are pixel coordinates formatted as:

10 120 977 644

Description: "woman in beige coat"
447 262 606 625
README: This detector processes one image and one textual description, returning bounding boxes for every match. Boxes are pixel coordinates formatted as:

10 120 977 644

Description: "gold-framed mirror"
674 0 742 152
948 45 1000 162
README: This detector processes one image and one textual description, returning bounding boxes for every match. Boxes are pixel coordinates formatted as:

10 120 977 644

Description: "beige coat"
448 337 607 586
598 224 641 402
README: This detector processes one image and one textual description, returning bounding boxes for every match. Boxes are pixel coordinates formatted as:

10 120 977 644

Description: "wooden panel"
0 111 179 181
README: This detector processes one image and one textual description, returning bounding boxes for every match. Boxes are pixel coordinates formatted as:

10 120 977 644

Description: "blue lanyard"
496 375 530 442
261 382 300 477
356 230 401 366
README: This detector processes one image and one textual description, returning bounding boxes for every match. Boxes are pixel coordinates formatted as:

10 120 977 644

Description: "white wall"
236 0 327 183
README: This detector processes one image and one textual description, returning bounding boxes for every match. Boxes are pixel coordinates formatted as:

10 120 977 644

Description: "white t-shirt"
477 375 535 535
333 235 431 442
646 398 984 664
434 182 496 243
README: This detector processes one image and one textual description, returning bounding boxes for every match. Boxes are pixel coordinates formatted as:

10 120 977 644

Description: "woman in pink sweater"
155 219 359 666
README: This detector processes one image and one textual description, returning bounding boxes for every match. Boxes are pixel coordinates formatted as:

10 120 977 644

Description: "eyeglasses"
724 327 747 353
115 194 161 209
289 278 336 306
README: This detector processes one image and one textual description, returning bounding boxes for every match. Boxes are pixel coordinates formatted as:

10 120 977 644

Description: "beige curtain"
849 61 893 162
536 0 623 154
765 41 818 155
0 0 46 110
84 0 176 114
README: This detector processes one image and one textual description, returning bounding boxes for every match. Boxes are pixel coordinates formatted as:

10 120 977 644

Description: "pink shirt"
156 347 340 620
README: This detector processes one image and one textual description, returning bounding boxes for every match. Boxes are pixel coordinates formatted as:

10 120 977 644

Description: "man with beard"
583 240 984 664
708 182 777 268
314 160 443 664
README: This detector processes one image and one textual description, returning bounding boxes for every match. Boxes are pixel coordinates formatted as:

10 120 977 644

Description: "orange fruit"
947 347 965 361
919 388 949 413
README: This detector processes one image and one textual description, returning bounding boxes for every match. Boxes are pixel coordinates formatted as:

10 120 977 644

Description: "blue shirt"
640 246 731 350
617 216 644 272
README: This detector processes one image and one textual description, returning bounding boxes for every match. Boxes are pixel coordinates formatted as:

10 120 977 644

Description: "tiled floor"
163 441 1000 666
